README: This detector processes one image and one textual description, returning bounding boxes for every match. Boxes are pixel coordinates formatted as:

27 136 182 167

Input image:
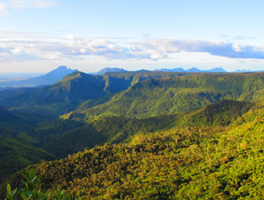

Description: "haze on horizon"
0 0 264 73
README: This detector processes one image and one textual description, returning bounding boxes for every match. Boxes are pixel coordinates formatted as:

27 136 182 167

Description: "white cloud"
2 32 264 63
232 44 241 52
10 48 22 54
64 34 75 40
0 3 7 12
80 48 87 53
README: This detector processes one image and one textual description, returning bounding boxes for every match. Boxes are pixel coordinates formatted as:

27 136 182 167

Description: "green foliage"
3 101 264 199
4 168 81 200
0 96 256 183
42 99 252 158
5 184 18 200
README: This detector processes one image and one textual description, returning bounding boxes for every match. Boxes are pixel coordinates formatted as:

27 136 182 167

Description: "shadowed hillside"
0 136 55 182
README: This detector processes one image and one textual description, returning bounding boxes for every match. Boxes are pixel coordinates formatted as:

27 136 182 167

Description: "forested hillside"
63 72 264 121
2 99 264 199
44 99 252 158
1 71 264 199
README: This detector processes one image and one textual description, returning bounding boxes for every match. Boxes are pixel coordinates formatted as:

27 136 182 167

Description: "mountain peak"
93 67 128 75
206 67 226 73
46 66 76 75
188 67 200 72
0 66 77 88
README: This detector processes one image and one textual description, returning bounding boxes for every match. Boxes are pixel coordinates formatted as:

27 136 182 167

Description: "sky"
1 0 264 73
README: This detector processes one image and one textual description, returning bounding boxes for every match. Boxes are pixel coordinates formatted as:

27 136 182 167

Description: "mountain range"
0 66 255 90
154 67 227 72
92 67 128 75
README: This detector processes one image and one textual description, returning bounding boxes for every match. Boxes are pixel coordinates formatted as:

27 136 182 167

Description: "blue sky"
1 0 264 73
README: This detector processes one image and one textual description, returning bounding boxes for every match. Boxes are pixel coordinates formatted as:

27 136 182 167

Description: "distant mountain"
187 67 201 72
155 68 185 72
134 69 151 73
155 67 227 73
93 67 128 75
235 69 252 72
0 66 77 88
205 67 226 73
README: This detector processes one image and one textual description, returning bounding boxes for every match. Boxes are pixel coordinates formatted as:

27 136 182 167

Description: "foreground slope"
2 99 264 199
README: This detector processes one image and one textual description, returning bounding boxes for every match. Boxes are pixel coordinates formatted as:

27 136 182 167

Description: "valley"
1 68 264 199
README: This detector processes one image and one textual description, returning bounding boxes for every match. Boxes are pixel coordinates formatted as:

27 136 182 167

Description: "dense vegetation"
2 71 264 199
2 98 264 199
45 99 252 158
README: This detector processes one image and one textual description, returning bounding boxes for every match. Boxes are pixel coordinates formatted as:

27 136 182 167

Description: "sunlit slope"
3 99 264 199
65 72 264 120
45 99 252 158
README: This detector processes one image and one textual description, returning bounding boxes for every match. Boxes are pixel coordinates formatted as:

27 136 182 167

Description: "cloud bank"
1 32 264 62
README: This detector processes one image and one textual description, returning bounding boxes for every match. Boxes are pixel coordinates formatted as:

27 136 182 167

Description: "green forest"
1 71 264 199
